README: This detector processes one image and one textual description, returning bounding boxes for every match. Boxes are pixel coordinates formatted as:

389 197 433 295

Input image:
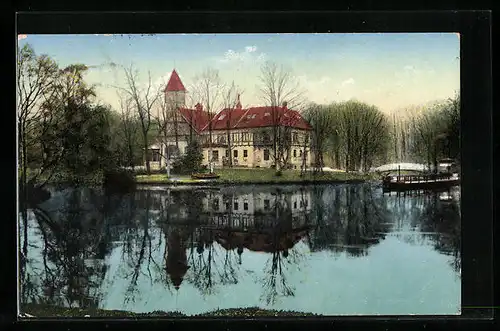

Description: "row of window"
210 149 271 161
212 199 271 211
150 147 307 163
211 198 308 211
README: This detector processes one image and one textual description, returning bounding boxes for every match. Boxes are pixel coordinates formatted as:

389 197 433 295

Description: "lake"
18 183 461 316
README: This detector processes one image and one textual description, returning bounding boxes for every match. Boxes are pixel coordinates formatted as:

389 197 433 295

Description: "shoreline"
135 178 371 186
20 303 320 318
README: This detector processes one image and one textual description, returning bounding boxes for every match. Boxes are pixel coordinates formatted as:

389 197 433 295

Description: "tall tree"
303 103 334 174
221 82 244 168
258 61 305 173
191 68 225 173
117 92 140 168
17 44 59 189
121 65 161 175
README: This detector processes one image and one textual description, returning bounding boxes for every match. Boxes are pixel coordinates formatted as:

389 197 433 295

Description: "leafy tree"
173 139 203 174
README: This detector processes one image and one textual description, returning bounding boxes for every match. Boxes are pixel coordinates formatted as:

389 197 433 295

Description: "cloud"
17 34 27 40
217 46 267 65
341 78 355 87
245 45 257 53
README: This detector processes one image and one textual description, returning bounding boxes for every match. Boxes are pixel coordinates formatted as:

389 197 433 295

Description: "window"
225 149 230 157
217 135 226 144
263 149 270 161
149 149 160 162
243 150 248 158
293 150 297 158
212 199 220 211
225 202 230 210
234 150 238 158
212 150 219 161
264 199 270 210
232 133 239 142
243 200 249 210
300 150 303 157
263 133 271 142
294 201 297 209
234 202 239 210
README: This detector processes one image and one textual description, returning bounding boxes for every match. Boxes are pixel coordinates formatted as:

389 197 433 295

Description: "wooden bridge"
371 163 430 174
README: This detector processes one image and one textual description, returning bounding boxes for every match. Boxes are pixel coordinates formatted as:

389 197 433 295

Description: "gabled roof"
178 107 211 133
206 106 312 131
164 69 186 92
205 107 248 131
213 228 310 253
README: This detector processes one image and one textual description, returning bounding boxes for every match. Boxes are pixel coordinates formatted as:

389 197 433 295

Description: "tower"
164 69 187 107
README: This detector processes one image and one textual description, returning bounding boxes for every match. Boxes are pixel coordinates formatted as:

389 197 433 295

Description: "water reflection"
19 184 461 315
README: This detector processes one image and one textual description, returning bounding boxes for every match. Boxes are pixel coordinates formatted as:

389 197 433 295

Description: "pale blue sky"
17 33 460 114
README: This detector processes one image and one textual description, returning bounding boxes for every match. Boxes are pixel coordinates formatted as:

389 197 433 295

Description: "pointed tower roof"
164 69 186 92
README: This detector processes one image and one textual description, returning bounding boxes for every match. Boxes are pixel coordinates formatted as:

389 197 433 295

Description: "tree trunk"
143 136 151 175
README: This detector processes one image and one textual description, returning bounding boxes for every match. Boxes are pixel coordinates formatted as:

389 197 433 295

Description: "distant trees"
304 100 391 173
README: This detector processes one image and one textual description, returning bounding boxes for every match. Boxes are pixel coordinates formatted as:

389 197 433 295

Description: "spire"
164 69 186 92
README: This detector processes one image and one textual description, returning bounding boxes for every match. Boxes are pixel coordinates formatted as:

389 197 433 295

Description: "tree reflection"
19 183 461 313
309 184 391 257
20 188 112 310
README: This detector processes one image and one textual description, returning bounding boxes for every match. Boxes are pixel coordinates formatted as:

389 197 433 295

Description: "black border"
7 10 495 331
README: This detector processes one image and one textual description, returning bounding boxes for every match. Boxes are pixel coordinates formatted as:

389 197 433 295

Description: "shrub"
103 169 136 194
172 140 203 175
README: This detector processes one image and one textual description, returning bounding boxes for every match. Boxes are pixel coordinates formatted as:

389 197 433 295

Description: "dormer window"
218 114 226 120
264 112 270 117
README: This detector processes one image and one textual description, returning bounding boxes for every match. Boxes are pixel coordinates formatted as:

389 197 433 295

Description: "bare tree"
120 65 161 175
117 92 139 169
191 68 225 173
258 61 306 172
17 44 59 190
303 103 334 174
154 88 180 177
221 82 244 168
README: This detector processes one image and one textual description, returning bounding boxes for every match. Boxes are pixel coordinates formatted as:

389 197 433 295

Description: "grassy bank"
136 168 377 185
21 303 319 318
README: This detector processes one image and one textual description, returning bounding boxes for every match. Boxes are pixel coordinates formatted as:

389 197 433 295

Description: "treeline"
304 100 391 172
387 96 460 168
304 94 460 173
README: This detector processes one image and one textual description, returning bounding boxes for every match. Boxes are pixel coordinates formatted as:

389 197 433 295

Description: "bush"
172 140 203 175
103 169 136 193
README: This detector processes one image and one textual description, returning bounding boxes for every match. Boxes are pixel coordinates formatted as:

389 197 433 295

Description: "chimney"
195 103 203 112
236 94 242 109
282 101 288 109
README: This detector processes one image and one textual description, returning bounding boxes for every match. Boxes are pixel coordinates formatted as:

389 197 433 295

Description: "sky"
17 33 460 114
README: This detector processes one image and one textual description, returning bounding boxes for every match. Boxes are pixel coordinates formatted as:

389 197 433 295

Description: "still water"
19 183 461 316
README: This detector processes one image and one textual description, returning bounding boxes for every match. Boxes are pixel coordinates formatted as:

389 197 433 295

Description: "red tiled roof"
205 107 248 131
178 107 212 133
164 69 186 92
206 106 312 131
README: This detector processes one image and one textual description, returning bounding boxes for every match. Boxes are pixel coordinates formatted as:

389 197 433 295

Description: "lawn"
135 168 376 185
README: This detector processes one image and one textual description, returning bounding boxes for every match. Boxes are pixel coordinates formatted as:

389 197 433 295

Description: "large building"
147 69 313 170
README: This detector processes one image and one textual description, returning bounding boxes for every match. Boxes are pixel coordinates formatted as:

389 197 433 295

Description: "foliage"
172 140 203 174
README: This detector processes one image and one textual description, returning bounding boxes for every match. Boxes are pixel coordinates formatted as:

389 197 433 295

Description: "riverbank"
20 303 320 318
136 168 377 186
